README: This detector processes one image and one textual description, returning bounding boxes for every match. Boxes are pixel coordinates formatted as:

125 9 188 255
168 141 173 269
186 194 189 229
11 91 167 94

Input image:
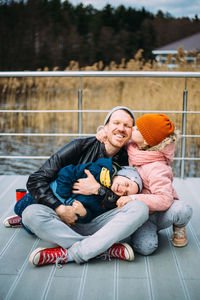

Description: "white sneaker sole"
29 247 46 266
172 240 188 247
3 215 22 228
121 243 134 261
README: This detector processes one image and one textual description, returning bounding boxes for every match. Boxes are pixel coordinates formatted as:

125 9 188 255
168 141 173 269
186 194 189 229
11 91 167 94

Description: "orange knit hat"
135 114 175 146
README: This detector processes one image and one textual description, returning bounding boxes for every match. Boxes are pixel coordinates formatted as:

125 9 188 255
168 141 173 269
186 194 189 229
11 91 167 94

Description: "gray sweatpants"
22 200 149 263
22 199 192 263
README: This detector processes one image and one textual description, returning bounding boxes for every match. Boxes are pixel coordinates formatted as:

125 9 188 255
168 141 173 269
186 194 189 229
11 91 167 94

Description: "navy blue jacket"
50 157 116 223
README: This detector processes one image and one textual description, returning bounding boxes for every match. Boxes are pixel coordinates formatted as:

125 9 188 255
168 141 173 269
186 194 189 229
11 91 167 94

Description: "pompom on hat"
136 114 175 146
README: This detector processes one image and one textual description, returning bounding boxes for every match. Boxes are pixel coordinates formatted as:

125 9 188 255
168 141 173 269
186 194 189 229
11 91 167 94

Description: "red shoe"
3 215 22 228
102 243 134 261
29 247 68 266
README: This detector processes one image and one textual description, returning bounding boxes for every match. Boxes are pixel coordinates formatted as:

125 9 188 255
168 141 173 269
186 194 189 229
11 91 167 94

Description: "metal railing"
0 71 200 178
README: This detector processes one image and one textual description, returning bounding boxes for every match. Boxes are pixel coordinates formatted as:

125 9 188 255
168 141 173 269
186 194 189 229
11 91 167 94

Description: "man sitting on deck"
4 106 192 266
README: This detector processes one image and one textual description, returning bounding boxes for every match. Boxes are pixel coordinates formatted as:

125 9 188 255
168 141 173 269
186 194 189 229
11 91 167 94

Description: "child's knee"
171 201 193 226
132 237 158 256
131 224 158 256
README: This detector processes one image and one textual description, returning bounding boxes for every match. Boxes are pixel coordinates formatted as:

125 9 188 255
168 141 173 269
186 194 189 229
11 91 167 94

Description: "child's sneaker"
29 247 68 266
100 243 134 261
172 225 187 247
3 215 22 228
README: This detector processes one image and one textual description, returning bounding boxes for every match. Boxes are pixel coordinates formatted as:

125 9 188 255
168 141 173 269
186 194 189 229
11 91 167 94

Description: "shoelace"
174 227 185 238
40 248 67 268
55 255 68 268
96 253 112 261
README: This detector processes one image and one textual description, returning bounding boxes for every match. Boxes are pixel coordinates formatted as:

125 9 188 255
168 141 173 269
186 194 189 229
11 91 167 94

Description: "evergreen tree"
0 0 200 70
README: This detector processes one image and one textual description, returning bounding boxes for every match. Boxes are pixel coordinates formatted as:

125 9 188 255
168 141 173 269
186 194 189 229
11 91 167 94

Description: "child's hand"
72 200 87 217
96 126 107 143
116 196 132 209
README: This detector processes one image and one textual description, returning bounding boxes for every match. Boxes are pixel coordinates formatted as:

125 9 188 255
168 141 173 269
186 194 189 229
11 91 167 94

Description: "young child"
116 113 192 249
117 113 178 212
4 157 142 228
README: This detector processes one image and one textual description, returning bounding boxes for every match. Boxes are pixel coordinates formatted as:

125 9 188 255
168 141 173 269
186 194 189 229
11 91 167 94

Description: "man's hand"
72 169 101 195
55 204 78 225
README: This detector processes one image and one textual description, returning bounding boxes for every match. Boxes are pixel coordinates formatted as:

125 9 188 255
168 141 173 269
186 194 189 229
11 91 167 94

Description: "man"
22 106 149 266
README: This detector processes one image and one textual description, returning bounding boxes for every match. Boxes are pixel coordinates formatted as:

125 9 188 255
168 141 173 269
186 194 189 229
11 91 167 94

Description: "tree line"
0 0 200 71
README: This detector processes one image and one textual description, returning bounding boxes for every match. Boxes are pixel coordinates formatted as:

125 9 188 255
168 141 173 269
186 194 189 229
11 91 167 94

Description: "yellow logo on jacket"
100 167 111 188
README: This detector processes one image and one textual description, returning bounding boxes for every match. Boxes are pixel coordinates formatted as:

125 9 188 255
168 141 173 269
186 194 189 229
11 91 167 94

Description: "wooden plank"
0 176 200 300
49 263 86 300
184 279 200 300
0 275 16 300
118 254 150 299
80 260 116 300
4 240 58 300
146 231 187 300
173 178 200 243
0 175 28 220
45 276 83 300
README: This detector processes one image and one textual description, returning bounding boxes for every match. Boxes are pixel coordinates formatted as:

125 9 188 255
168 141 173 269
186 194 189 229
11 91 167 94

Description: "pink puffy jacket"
127 140 179 214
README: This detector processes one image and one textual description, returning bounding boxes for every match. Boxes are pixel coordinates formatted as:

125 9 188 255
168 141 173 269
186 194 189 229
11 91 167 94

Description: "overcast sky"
67 0 200 18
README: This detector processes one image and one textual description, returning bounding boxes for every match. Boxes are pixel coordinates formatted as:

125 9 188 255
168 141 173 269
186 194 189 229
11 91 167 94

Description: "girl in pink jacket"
117 114 192 255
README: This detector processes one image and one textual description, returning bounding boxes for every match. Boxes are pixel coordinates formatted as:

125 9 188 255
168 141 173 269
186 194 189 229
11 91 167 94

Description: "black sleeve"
26 139 82 209
99 187 120 209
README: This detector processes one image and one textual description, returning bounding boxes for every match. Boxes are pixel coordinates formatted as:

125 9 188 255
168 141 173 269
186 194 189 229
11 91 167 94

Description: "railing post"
181 78 188 179
78 77 82 134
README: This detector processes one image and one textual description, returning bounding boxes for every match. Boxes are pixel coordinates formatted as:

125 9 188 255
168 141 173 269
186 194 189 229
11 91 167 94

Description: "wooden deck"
0 175 200 300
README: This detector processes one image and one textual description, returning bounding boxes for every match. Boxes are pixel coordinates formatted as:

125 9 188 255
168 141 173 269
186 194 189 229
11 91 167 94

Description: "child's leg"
14 193 35 234
154 200 192 248
130 219 158 255
130 201 193 255
14 193 35 217
156 200 192 230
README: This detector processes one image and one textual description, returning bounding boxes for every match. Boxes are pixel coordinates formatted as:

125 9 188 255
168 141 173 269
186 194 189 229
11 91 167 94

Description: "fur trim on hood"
127 130 180 165
147 130 180 152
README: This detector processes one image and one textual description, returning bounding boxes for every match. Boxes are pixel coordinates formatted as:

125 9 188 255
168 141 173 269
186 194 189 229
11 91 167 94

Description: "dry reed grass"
0 48 199 174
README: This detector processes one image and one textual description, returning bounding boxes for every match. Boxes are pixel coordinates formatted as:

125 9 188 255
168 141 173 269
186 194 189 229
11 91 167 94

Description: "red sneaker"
103 243 134 261
3 215 22 228
29 247 68 266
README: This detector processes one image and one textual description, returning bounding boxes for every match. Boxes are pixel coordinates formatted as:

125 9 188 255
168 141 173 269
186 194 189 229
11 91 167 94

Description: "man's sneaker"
100 243 134 261
29 247 68 266
3 215 22 228
172 225 187 247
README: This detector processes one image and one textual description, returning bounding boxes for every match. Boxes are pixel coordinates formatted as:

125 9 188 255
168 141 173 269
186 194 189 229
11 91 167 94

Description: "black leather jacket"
27 136 129 209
